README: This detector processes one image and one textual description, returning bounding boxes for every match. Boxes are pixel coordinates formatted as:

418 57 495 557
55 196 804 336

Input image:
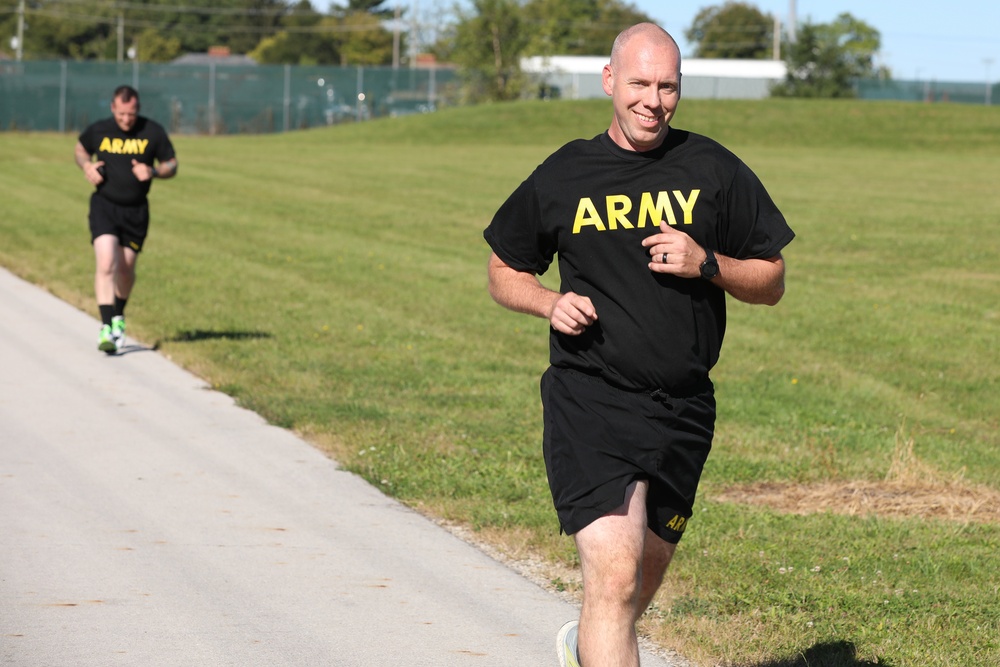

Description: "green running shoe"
97 324 116 353
111 316 126 350
556 620 580 667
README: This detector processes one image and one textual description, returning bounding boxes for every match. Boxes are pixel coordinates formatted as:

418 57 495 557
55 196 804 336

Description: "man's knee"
94 257 117 277
578 538 644 606
600 568 643 606
115 262 136 281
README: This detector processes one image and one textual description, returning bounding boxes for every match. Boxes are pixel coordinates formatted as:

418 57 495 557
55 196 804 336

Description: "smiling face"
111 95 139 133
602 26 681 152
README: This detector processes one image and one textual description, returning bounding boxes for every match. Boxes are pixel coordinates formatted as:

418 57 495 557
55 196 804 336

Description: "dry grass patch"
714 429 1000 524
711 480 1000 524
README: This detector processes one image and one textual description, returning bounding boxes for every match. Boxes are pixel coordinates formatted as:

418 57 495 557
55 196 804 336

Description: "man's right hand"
84 161 106 186
548 292 597 335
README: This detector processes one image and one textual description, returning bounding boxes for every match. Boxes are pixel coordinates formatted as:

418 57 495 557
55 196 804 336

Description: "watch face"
701 260 719 279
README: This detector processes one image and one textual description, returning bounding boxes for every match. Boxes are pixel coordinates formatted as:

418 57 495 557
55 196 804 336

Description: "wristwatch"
700 248 720 280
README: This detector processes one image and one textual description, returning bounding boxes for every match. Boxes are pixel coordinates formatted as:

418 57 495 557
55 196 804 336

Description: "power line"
18 3 411 35
33 0 312 17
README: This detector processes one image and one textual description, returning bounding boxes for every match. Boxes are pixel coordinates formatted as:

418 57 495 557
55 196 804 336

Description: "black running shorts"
540 366 715 544
88 193 150 252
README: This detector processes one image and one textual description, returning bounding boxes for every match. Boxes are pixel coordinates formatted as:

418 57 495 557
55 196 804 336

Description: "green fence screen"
1 60 458 134
3 60 993 135
856 78 998 105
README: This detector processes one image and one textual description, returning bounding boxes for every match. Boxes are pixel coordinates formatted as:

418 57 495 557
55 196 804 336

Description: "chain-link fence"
3 59 994 134
856 78 998 105
0 60 458 134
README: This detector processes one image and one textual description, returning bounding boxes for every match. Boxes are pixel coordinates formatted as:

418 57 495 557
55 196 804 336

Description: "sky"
639 0 1000 83
328 0 1000 84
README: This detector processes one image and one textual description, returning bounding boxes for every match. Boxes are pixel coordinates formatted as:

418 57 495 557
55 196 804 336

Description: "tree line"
0 0 884 99
0 0 398 64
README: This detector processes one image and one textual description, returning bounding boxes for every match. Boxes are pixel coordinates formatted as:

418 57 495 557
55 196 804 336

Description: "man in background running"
75 85 177 353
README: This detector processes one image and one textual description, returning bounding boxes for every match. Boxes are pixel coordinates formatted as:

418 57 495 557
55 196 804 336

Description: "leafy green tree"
283 0 325 29
132 0 286 55
1 0 117 60
522 0 652 56
134 27 183 62
772 13 882 98
0 0 23 56
250 2 342 65
334 10 393 65
685 1 773 59
342 0 395 18
250 25 340 65
3 0 291 60
443 0 528 102
252 4 393 65
438 0 651 102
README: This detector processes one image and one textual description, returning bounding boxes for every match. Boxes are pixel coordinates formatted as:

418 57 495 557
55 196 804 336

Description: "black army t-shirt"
78 116 175 206
484 129 795 393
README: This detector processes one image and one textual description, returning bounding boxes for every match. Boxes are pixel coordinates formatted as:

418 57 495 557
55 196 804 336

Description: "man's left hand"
641 221 707 278
131 159 155 182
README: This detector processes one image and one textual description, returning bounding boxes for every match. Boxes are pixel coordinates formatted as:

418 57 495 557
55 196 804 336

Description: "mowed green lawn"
2 98 997 666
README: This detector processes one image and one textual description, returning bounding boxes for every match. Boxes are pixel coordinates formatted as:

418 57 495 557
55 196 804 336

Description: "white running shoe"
111 316 126 350
556 620 581 667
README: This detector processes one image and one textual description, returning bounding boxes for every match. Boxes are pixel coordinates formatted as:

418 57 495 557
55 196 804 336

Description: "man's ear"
602 64 614 96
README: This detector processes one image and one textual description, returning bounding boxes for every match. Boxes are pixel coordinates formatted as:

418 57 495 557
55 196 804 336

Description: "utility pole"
409 0 418 69
117 13 125 63
772 16 780 60
15 0 24 61
986 58 994 106
392 4 400 69
787 0 797 44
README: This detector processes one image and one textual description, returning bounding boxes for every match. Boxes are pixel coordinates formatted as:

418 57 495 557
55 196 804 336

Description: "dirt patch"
713 430 1000 524
711 479 1000 524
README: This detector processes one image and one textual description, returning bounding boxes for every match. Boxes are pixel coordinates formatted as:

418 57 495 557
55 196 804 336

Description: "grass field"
2 97 998 667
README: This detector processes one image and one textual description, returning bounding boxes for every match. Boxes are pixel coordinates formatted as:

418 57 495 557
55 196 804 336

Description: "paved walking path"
0 267 681 666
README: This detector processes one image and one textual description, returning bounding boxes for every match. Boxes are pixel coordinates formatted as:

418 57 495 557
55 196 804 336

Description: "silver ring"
661 253 668 264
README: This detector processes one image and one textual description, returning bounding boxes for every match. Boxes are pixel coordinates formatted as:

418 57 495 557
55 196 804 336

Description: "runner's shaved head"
609 23 680 70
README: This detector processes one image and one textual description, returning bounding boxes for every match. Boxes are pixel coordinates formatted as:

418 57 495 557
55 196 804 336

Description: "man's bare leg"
115 245 137 303
635 530 676 622
93 234 120 306
574 480 649 667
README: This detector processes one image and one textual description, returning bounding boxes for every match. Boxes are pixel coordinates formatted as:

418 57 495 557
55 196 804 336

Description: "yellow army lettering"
572 189 700 234
664 514 687 532
98 137 150 155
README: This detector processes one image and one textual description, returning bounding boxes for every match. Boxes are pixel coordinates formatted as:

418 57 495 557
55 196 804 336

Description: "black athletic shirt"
78 116 175 207
484 130 795 393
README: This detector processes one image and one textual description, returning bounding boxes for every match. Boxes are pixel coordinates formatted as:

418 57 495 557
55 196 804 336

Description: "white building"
521 55 787 100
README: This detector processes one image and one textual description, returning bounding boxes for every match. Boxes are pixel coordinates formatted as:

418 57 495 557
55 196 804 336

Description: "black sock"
99 304 115 327
114 296 128 318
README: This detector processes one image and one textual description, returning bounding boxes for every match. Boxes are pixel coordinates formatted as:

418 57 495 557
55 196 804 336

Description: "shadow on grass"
161 329 272 343
750 641 891 667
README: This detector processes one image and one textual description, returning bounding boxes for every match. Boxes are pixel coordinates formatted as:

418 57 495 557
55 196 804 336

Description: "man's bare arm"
641 222 786 305
487 252 597 335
